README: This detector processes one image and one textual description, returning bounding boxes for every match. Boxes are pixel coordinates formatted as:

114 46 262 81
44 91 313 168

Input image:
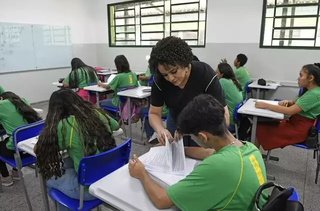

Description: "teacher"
148 36 229 146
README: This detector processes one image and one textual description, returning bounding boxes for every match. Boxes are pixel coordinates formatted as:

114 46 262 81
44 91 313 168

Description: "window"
108 0 207 47
260 0 320 48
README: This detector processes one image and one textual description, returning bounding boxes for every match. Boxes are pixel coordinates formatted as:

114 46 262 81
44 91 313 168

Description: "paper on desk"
106 74 116 84
141 134 186 175
31 138 38 145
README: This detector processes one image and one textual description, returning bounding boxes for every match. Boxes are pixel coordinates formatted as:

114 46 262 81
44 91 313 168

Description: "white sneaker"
1 176 13 187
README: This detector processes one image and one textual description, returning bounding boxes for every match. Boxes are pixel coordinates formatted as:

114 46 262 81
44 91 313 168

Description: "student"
63 58 98 101
216 63 243 131
255 64 320 150
234 53 250 97
138 67 152 86
0 85 5 95
98 55 139 109
0 92 41 186
35 89 118 211
129 94 267 210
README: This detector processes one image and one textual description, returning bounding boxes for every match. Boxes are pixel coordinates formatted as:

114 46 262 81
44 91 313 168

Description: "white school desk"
16 128 123 211
248 81 281 99
118 86 151 144
97 70 118 82
83 84 114 106
52 82 63 87
238 99 284 143
134 71 145 76
89 152 187 211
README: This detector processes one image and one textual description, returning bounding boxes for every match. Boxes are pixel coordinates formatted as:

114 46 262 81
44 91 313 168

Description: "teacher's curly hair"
149 36 193 81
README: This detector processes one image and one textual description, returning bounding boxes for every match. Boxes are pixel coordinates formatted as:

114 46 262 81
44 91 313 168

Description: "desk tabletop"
117 86 151 99
89 153 180 211
52 82 63 86
238 99 284 119
248 81 281 90
97 70 118 75
83 84 108 92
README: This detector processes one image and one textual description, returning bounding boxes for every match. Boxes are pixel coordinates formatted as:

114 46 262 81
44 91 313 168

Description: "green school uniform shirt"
167 142 268 211
57 112 118 172
64 68 98 88
296 87 320 120
108 72 139 106
0 98 30 150
139 68 151 86
234 66 250 97
219 78 243 125
0 86 5 95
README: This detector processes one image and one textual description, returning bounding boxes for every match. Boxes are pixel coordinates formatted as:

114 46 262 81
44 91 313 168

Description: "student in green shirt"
63 58 99 101
98 55 138 109
0 85 5 95
129 94 267 210
139 67 152 86
234 53 250 97
255 64 320 150
35 89 118 211
216 63 243 131
0 92 41 186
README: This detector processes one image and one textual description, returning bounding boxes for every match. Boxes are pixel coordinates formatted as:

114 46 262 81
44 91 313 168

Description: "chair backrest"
147 75 154 86
234 99 247 122
12 120 45 151
298 87 303 96
245 81 252 94
77 138 132 186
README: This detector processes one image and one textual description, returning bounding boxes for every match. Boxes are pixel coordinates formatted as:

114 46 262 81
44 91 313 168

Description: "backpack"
121 99 144 124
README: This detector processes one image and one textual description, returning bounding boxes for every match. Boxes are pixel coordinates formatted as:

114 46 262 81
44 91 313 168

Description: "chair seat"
102 106 118 113
0 155 36 168
49 189 103 211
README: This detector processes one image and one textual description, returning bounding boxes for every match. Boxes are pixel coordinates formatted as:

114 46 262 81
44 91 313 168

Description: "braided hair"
36 89 116 180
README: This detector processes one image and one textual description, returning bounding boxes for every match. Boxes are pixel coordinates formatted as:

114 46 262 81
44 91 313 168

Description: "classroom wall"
0 0 98 103
93 0 316 99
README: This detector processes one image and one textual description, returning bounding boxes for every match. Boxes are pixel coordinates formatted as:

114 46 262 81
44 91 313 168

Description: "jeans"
46 157 96 211
166 111 199 147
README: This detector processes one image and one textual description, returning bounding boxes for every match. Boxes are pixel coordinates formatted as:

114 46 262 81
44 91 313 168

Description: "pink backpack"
94 67 104 81
121 99 142 124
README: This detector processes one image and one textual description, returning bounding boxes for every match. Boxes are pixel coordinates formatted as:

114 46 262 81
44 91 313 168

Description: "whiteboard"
0 22 72 73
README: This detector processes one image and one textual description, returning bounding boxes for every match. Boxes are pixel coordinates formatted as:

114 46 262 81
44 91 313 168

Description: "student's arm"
98 81 110 89
129 155 174 209
63 74 70 87
224 106 230 126
185 147 214 160
255 102 302 116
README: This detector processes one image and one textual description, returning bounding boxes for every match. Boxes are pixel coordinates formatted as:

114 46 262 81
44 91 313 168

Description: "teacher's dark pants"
166 111 199 147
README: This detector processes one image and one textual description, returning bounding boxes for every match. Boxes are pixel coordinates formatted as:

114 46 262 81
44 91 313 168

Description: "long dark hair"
114 55 131 73
69 58 97 88
299 64 320 96
217 63 242 91
36 89 116 180
0 92 41 123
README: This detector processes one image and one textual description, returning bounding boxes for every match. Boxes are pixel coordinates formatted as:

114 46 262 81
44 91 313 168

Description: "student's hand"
174 130 182 141
97 81 103 87
156 129 173 145
128 154 146 179
221 58 227 63
255 102 269 109
138 75 144 80
278 100 289 107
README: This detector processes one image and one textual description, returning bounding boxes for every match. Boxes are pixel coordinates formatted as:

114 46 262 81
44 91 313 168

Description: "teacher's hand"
156 128 173 145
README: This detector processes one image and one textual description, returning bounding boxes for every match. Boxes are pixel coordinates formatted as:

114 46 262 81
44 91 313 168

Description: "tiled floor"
0 101 320 211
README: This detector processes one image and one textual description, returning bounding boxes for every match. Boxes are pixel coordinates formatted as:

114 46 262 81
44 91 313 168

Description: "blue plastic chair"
49 138 132 211
233 99 247 139
0 120 45 210
147 75 154 86
244 81 252 99
288 187 299 201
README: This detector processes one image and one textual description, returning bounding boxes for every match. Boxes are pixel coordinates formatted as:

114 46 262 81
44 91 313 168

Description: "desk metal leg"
256 88 260 99
250 116 258 143
127 97 132 139
40 175 50 211
96 93 99 107
0 175 3 193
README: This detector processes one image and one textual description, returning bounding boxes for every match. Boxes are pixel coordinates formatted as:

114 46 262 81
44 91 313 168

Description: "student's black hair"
177 94 229 138
192 55 200 62
114 55 131 73
217 63 243 91
236 53 248 67
149 36 193 81
299 64 320 96
69 58 97 88
36 88 116 180
0 92 42 124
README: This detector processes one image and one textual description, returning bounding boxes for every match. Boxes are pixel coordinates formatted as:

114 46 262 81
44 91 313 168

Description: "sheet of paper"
31 137 38 145
107 74 117 84
141 134 186 175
